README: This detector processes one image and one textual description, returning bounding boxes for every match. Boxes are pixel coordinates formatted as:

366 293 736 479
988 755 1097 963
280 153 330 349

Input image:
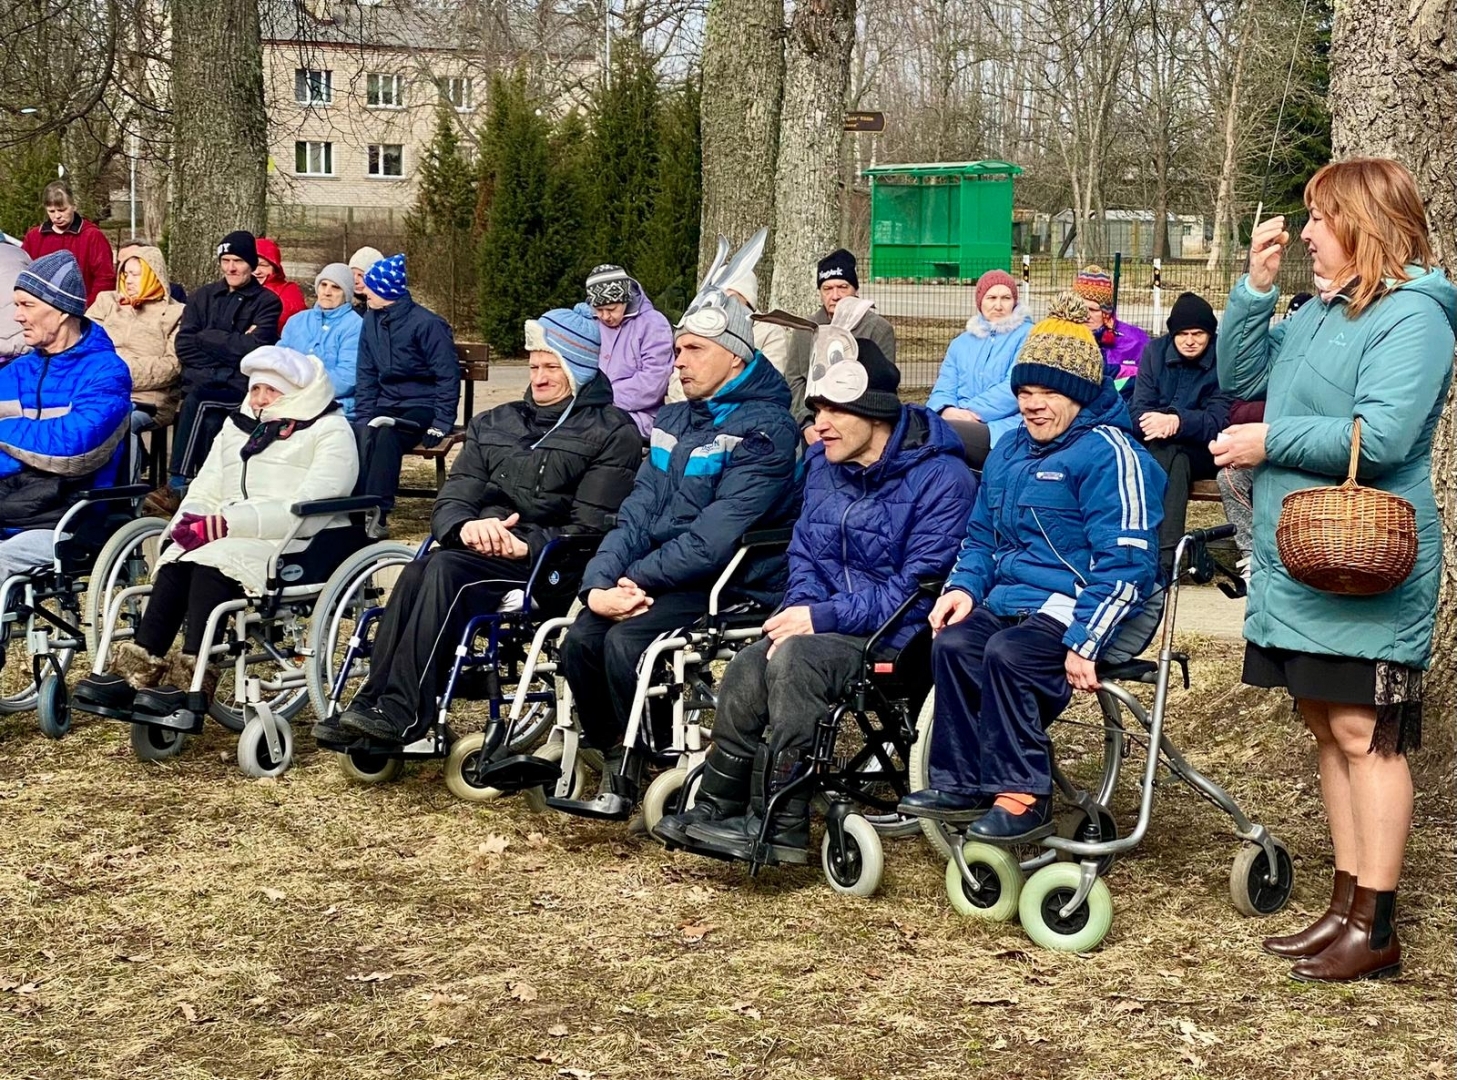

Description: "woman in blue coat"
279 263 362 418
926 270 1031 457
1214 158 1455 982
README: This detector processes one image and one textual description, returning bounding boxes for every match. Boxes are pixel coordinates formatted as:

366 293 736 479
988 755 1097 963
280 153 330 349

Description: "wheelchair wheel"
642 766 690 835
945 841 1022 922
1018 863 1114 952
237 715 295 779
36 675 71 739
82 516 167 656
522 738 591 814
908 692 956 860
821 814 884 898
305 542 415 721
338 746 405 785
130 722 187 762
443 731 506 802
1229 838 1294 917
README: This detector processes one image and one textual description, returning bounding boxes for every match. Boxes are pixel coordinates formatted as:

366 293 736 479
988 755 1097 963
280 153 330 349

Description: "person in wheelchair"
1 251 131 581
76 347 359 715
653 338 977 860
327 306 642 745
899 294 1166 842
557 257 802 819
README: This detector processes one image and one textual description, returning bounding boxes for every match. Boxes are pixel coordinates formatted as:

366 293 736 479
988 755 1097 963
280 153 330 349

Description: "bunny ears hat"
674 228 769 363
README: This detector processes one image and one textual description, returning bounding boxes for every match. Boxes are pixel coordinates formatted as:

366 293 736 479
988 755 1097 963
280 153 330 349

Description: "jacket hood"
255 238 288 282
842 404 964 484
316 299 357 325
1390 266 1457 336
124 244 172 294
519 369 615 411
39 318 117 364
966 304 1031 338
623 283 652 320
241 355 338 422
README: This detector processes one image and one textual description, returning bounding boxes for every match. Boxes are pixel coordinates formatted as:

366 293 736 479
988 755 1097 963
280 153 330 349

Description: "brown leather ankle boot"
1290 885 1401 982
1263 869 1356 958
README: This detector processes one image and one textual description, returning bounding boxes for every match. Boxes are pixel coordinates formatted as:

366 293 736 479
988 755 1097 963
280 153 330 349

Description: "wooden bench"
399 342 491 498
1190 479 1223 503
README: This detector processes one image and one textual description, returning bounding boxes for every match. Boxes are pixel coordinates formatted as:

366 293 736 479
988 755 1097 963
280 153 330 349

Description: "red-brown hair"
1303 157 1436 318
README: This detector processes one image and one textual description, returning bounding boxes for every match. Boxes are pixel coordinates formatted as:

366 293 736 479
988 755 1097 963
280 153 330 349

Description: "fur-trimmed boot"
75 642 170 712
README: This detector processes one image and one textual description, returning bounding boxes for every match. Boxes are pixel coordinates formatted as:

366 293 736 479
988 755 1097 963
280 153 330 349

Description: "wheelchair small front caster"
821 813 884 898
238 715 294 778
1018 863 1114 952
641 766 690 836
339 746 404 785
444 731 505 802
1229 838 1293 917
946 841 1022 922
36 674 71 740
130 722 187 762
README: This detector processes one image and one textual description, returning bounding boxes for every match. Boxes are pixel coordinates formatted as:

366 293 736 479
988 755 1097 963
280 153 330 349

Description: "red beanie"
975 269 1019 312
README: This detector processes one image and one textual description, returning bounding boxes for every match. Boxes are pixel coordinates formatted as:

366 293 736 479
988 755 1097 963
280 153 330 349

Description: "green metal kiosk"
864 160 1022 282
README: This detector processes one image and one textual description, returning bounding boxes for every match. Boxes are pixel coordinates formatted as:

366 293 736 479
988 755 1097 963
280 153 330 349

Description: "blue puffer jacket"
581 354 802 605
280 301 363 419
925 307 1031 445
355 295 459 432
785 405 977 650
946 381 1165 660
0 320 132 532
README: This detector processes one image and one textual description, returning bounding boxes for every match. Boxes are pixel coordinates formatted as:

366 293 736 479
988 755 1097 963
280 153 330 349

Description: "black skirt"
1242 642 1422 755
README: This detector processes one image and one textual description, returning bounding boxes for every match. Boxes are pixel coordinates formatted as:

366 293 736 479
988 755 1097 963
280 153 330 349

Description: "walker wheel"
36 675 71 740
130 721 187 762
1229 838 1294 917
237 716 294 779
339 746 405 785
641 767 690 836
1018 863 1114 952
444 732 503 802
945 841 1022 922
821 814 884 898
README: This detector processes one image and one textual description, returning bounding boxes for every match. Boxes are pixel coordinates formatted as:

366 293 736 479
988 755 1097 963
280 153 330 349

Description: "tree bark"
698 0 785 290
1329 0 1457 700
168 0 268 289
1205 0 1252 270
768 0 856 317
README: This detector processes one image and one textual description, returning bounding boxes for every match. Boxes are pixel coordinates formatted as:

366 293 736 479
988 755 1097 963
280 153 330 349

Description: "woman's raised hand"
1248 215 1290 293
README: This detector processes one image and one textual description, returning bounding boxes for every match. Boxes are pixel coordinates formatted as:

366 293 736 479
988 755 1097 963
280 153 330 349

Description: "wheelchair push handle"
1186 524 1236 545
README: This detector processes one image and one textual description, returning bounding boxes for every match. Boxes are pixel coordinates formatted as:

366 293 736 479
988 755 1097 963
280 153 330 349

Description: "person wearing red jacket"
253 238 307 332
21 180 116 306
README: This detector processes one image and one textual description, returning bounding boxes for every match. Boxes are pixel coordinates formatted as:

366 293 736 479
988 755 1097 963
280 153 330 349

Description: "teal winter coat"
1217 270 1457 668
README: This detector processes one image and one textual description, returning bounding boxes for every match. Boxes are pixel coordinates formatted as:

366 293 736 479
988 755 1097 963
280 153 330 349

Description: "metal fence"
868 253 1316 389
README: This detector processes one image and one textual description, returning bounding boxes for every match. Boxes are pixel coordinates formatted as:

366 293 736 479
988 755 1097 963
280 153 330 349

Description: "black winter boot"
653 745 756 847
686 746 812 865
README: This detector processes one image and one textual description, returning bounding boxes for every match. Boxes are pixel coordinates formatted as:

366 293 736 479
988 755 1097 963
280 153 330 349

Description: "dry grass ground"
1 465 1452 1080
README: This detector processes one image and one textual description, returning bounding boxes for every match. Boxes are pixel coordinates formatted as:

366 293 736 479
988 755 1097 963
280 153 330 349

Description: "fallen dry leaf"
730 1001 761 1020
509 980 539 1002
547 1024 569 1037
479 833 511 855
348 971 394 983
1180 1050 1205 1069
115 953 152 964
680 922 715 943
557 1068 594 1080
179 1002 199 1023
430 1036 458 1051
533 1052 558 1064
259 887 287 902
1112 1000 1145 1014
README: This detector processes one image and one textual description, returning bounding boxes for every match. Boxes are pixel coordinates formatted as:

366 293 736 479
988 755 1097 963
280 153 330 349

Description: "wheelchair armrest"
916 574 946 595
740 526 794 549
522 534 602 610
290 496 383 518
73 483 152 503
860 586 934 665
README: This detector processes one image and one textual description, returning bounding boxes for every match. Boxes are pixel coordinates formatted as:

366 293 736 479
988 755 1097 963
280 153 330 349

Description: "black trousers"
354 407 434 515
134 562 245 657
559 592 710 753
1145 439 1217 575
359 548 531 737
169 387 244 483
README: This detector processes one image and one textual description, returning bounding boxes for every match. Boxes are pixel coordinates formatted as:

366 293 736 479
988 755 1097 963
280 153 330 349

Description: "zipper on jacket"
839 475 869 592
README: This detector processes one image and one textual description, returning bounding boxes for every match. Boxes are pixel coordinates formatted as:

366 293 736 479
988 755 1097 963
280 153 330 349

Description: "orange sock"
992 792 1039 815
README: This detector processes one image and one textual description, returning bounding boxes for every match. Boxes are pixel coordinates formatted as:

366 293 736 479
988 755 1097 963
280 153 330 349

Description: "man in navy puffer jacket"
900 294 1165 843
656 338 977 864
556 292 802 819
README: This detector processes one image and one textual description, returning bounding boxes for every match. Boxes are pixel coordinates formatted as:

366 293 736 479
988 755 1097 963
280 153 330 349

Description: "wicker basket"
1275 418 1418 596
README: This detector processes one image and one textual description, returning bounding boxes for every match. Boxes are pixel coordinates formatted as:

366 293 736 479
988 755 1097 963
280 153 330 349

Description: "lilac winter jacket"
599 287 674 437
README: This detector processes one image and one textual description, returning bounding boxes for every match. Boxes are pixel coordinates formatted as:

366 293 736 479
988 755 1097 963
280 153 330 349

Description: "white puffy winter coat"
158 356 360 594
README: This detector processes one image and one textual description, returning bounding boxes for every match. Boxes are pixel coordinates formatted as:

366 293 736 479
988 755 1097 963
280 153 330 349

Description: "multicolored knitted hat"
585 265 634 308
1010 293 1106 406
1073 264 1115 310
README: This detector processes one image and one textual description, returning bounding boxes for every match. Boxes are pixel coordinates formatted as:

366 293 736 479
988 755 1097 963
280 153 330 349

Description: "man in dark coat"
352 253 460 536
334 306 641 745
555 291 802 818
152 230 281 513
1128 291 1233 575
655 337 976 863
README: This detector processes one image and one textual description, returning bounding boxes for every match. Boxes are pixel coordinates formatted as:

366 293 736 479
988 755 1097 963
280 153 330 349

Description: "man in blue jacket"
556 292 802 818
1128 291 1232 576
353 254 459 537
656 338 977 862
900 294 1165 842
0 252 131 578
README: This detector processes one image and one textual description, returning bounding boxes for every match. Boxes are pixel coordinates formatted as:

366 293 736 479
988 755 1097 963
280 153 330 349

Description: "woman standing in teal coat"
1214 158 1455 983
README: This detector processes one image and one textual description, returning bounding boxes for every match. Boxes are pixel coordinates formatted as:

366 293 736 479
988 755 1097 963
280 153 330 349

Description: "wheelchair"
906 525 1294 951
0 450 162 738
306 534 600 795
73 496 381 776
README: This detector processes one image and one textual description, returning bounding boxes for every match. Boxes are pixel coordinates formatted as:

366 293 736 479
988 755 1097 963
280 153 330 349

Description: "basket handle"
1344 418 1363 485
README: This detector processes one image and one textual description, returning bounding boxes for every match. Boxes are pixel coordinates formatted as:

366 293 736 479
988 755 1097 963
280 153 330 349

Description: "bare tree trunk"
168 0 268 288
768 0 856 316
1330 0 1457 701
698 0 785 289
1206 0 1252 270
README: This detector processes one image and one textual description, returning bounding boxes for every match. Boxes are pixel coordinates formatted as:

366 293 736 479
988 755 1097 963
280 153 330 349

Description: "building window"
367 73 404 108
367 144 404 178
295 141 334 176
294 68 332 105
439 76 473 112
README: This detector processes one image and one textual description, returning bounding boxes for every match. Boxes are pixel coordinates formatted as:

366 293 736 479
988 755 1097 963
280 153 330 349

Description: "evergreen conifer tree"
587 44 660 274
636 77 702 321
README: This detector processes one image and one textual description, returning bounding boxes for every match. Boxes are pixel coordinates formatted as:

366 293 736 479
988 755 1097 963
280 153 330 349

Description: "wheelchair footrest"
473 753 561 793
73 699 138 723
544 793 634 821
132 710 204 735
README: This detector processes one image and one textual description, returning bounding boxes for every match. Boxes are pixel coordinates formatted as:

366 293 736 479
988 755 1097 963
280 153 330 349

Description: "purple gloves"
171 512 228 552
